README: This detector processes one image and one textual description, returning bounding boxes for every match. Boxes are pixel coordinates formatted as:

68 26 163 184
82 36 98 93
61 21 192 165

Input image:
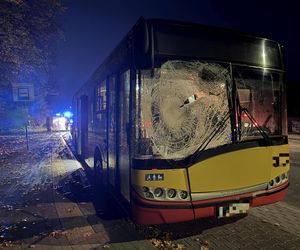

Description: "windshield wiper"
239 106 271 145
188 111 231 163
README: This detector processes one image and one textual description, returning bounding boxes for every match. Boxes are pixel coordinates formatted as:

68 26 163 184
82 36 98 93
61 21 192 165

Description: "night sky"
53 0 300 111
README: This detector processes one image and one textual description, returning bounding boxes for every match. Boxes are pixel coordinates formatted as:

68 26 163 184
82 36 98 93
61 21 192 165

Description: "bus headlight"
179 190 188 199
154 188 164 197
133 185 190 201
268 172 288 190
141 186 153 198
167 189 176 198
145 191 153 199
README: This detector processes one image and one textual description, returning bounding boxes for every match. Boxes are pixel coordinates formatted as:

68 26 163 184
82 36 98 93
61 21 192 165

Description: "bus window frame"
116 69 132 201
94 79 107 132
107 74 117 187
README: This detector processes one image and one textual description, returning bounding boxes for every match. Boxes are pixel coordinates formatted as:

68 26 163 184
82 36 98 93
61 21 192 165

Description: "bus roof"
74 17 283 97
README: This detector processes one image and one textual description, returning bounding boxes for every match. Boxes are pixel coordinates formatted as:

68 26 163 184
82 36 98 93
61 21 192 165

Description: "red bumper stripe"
132 182 289 224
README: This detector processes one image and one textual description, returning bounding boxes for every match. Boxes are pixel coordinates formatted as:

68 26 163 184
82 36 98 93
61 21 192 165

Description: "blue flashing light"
55 112 61 117
63 111 73 118
70 119 74 124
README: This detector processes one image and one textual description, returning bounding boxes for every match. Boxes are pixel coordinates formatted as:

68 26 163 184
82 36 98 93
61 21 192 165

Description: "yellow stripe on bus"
131 145 289 194
188 145 289 193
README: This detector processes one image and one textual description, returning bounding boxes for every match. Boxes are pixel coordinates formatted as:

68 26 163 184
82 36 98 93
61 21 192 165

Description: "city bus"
72 17 289 224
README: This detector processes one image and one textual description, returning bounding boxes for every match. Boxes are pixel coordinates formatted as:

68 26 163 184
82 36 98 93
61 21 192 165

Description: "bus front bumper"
131 182 289 225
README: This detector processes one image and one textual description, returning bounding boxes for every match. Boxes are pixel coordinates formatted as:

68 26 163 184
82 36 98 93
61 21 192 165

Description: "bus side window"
118 69 131 201
108 76 117 186
95 80 107 132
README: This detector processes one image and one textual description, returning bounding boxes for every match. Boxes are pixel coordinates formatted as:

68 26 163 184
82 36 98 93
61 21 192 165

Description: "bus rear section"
131 59 289 225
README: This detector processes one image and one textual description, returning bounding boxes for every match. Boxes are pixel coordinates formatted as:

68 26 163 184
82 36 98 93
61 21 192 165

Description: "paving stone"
2 132 300 249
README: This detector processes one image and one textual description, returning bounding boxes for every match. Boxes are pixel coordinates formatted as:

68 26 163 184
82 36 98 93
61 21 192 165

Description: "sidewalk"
1 132 300 249
289 133 300 140
0 132 154 249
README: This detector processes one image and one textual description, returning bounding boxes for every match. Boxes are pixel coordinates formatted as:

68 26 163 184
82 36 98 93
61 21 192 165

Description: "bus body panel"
188 145 289 193
269 144 290 179
131 168 189 191
131 180 288 224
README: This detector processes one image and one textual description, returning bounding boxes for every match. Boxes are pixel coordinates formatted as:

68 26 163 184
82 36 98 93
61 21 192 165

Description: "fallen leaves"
83 232 92 238
150 238 186 250
0 135 26 161
200 241 210 250
138 224 211 250
66 205 77 213
146 229 186 250
0 241 13 248
1 205 13 211
49 230 67 239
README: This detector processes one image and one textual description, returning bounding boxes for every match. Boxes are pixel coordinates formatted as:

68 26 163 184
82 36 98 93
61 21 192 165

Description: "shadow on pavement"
52 164 247 246
56 166 127 221
59 135 248 245
142 214 247 240
0 165 143 246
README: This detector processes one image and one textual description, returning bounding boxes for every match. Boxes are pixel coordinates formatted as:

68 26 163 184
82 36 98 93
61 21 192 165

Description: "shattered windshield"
234 67 283 140
134 61 231 159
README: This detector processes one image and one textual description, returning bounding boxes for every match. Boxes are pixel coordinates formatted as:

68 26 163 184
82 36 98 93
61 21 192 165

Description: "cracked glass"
134 61 232 160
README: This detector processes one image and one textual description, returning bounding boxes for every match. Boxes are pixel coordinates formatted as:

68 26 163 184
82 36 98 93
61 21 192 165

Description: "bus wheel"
94 150 103 183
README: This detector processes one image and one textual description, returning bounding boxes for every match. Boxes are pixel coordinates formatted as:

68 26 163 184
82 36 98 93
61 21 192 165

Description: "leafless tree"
0 0 64 130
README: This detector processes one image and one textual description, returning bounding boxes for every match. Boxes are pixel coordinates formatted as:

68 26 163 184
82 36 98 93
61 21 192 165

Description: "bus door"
108 76 117 187
78 95 88 159
117 70 131 201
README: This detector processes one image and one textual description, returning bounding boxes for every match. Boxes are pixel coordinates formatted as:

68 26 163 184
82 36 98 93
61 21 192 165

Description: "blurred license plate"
218 203 249 218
